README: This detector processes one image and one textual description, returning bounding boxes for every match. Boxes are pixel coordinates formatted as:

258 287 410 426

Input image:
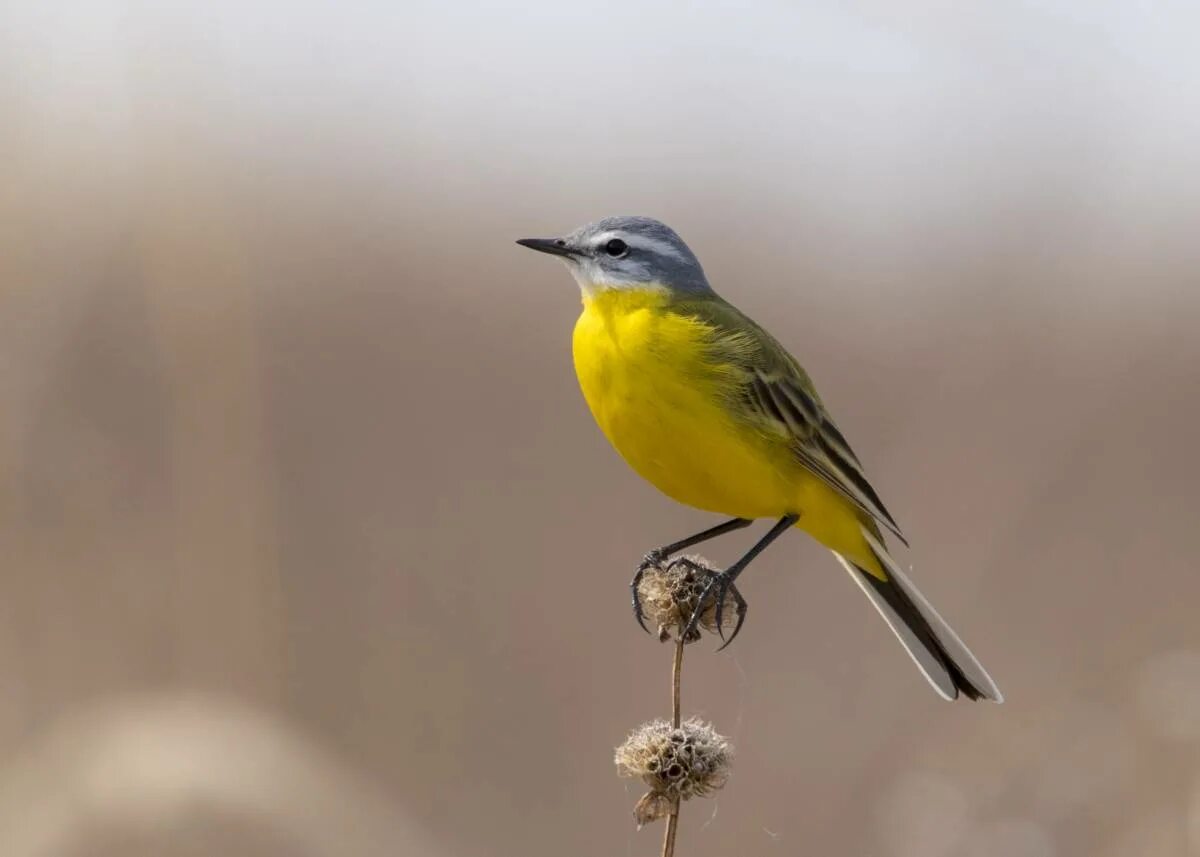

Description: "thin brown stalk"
671 637 684 729
660 637 685 857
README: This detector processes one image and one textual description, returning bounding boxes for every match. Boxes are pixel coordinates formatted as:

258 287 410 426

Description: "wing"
674 296 908 546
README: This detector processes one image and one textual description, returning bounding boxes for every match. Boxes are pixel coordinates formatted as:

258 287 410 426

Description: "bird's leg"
631 517 752 634
683 513 799 649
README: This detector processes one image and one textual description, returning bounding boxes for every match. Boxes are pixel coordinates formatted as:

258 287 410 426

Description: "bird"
516 216 1002 702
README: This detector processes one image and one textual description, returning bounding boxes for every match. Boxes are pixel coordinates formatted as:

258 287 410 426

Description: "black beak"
516 237 578 259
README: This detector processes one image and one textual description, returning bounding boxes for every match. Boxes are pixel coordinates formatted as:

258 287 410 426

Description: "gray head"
517 216 712 295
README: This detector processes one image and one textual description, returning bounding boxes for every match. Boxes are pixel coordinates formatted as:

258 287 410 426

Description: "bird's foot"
682 568 748 650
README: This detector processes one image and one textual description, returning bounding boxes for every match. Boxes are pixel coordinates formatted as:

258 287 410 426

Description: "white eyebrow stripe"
629 236 687 261
595 231 687 262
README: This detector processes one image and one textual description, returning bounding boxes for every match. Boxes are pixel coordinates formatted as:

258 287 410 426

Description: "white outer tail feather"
834 528 1003 703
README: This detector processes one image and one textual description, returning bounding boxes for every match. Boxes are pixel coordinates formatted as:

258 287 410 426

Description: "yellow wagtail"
517 216 1001 702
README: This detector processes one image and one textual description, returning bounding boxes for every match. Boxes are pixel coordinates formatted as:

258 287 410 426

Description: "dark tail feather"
834 530 1003 703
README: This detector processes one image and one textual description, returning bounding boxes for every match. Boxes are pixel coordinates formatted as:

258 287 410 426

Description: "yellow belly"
574 291 782 508
571 287 878 570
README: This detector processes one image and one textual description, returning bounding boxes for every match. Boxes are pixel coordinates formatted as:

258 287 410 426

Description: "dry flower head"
636 555 735 642
614 717 732 827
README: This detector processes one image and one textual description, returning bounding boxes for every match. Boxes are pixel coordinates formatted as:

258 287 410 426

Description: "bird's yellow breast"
572 287 797 519
572 286 884 572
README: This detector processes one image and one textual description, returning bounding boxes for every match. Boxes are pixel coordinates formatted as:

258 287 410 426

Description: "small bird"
517 217 1001 702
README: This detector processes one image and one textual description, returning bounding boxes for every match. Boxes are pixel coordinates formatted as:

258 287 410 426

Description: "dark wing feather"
673 296 908 546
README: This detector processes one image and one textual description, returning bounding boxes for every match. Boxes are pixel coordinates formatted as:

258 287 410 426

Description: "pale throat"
562 259 668 299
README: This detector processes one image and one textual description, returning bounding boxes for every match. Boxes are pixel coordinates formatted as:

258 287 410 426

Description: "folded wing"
676 296 907 545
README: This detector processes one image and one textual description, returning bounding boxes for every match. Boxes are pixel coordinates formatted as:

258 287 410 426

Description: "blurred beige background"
3 2 1200 855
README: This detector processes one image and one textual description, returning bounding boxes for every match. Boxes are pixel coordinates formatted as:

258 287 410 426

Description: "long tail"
834 528 1003 702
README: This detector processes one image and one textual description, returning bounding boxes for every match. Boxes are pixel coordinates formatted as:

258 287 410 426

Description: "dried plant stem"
670 637 684 729
660 638 685 857
660 779 681 857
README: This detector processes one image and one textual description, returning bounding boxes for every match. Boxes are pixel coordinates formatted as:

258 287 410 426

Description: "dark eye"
604 238 628 257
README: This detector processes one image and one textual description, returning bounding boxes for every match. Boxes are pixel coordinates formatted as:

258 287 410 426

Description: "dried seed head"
636 555 733 642
615 718 733 826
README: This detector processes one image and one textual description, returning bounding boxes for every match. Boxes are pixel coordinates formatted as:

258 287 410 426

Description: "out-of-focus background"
3 2 1200 855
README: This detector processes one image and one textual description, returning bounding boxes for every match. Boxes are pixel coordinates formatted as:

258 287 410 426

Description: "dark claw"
682 571 749 650
712 579 729 642
715 588 748 652
630 550 666 635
